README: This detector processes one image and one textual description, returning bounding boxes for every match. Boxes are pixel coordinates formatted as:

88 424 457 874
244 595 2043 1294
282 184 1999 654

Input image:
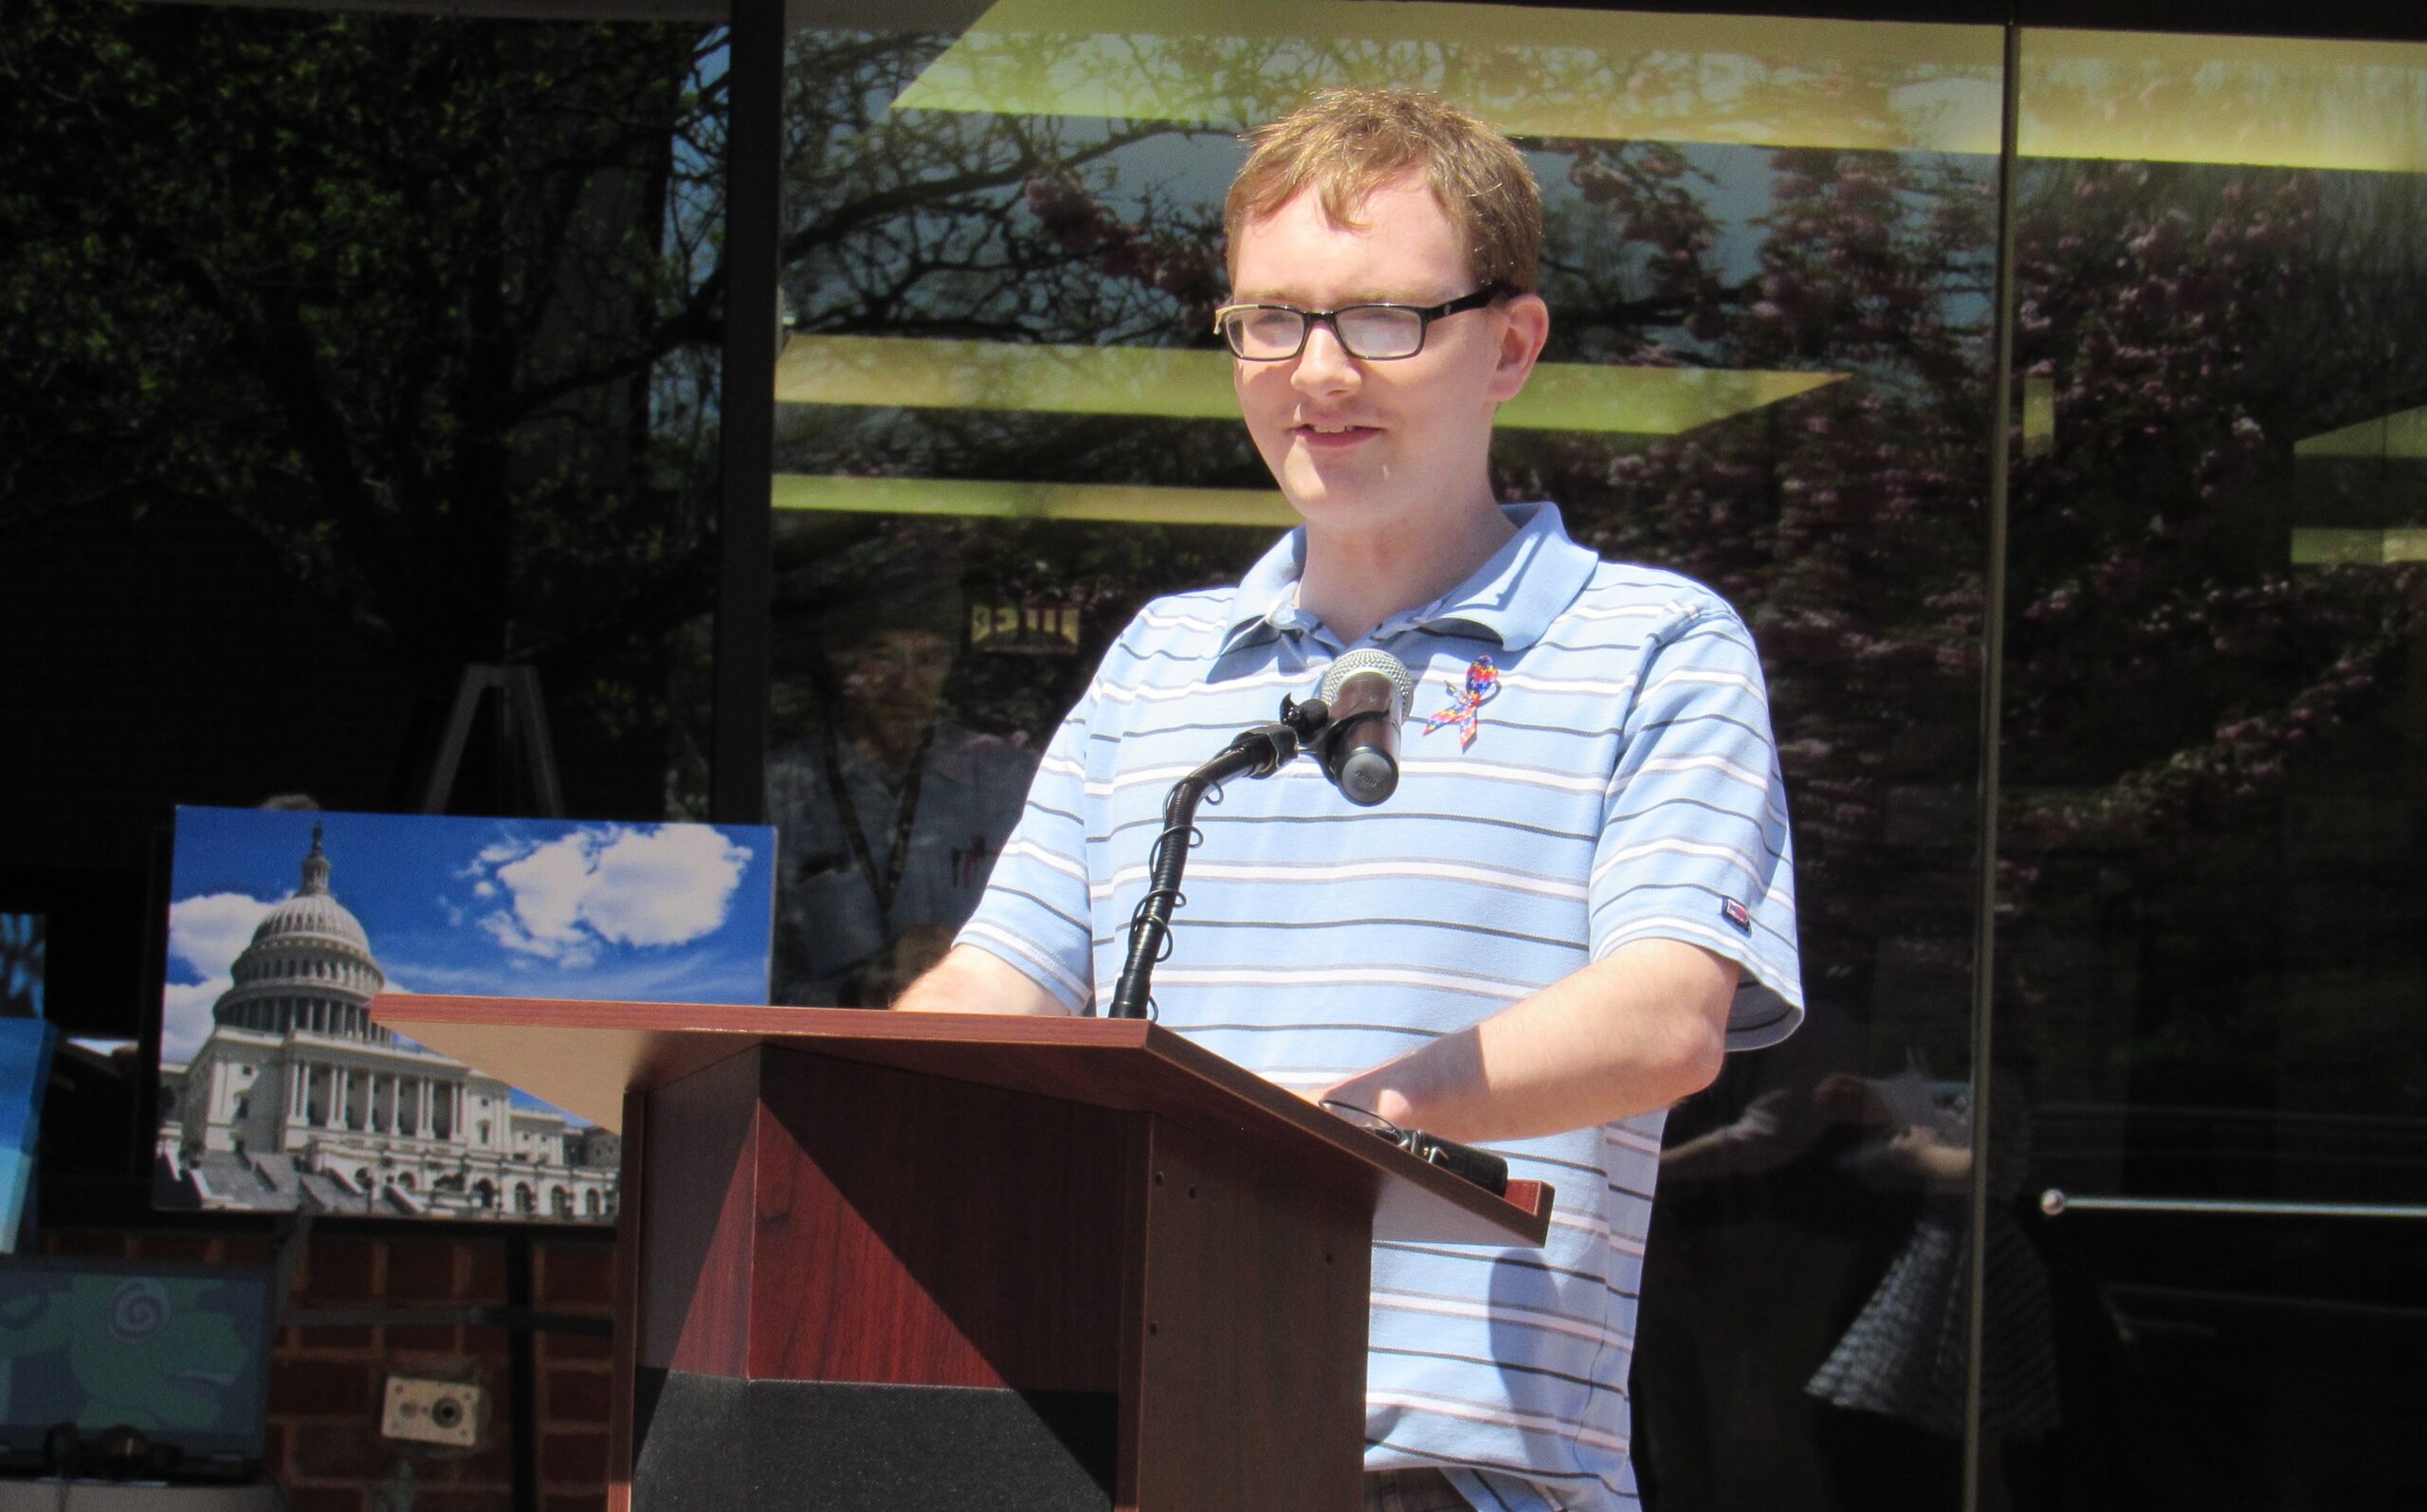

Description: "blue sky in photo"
159 807 776 1075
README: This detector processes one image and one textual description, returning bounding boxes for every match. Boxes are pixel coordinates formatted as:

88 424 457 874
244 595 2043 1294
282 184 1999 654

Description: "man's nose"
1290 320 1359 393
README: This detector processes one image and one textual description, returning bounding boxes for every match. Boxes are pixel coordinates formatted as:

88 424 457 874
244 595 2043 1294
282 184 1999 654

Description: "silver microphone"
1318 649 1415 806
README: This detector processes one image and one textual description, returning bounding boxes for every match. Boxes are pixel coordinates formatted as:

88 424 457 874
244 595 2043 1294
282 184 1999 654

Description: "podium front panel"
626 1047 1130 1509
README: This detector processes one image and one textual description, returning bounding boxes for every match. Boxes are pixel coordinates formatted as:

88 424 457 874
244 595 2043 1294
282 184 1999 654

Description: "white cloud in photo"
159 980 225 1063
471 825 753 972
170 892 277 981
160 891 278 1063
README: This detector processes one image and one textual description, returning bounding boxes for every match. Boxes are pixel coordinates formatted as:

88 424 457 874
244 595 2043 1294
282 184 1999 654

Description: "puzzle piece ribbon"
1422 656 1500 750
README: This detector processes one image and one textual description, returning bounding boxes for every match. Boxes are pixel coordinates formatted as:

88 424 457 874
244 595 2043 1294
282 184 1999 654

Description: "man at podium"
898 88 1805 1512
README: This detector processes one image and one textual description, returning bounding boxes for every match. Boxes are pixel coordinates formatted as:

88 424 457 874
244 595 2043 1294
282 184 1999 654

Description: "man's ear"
1487 293 1551 404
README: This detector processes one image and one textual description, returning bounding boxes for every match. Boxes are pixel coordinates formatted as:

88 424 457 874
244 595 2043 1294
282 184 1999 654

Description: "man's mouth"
1296 422 1377 439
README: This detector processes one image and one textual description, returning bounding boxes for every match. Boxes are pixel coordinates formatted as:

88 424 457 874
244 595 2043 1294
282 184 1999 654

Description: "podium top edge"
367 993 1551 1247
372 993 1161 1047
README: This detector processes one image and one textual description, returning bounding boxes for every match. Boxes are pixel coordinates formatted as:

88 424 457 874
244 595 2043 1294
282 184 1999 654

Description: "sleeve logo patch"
1720 898 1754 935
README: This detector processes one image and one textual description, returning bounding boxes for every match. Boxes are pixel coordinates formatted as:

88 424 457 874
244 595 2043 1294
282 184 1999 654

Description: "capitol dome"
212 824 391 1042
250 869 373 955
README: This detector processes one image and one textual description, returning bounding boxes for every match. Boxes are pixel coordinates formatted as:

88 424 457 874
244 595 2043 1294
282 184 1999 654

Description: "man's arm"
892 943 1072 1015
1316 938 1734 1144
1337 592 1797 1145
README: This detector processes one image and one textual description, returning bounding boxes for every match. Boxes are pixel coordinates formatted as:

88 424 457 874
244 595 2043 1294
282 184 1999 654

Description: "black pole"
708 0 781 826
1961 24 2024 1512
1105 721 1309 1019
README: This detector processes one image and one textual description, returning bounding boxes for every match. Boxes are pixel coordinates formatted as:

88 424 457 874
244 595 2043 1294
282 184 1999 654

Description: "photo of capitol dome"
153 807 775 1222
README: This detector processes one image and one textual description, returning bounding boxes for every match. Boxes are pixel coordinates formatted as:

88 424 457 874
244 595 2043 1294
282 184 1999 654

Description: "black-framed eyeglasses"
1213 286 1503 362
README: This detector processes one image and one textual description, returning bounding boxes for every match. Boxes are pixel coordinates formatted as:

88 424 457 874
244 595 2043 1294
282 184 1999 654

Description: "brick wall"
43 1227 617 1512
532 1243 615 1512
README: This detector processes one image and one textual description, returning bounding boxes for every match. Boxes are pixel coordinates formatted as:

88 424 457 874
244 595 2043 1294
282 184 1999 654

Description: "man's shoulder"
1100 586 1238 665
1130 583 1236 629
1550 556 1752 647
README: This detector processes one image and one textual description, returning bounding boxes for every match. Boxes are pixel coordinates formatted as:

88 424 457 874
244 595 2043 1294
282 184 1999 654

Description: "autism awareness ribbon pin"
1423 656 1499 750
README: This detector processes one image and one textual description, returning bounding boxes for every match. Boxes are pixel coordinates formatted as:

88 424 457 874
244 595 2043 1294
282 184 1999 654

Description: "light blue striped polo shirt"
960 501 1803 1512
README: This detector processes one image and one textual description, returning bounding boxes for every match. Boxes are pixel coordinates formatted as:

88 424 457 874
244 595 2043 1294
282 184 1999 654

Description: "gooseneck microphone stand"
1103 677 1511 1196
1107 697 1331 1020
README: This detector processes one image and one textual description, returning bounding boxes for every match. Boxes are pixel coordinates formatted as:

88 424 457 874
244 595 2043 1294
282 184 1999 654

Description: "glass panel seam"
1964 24 2026 1512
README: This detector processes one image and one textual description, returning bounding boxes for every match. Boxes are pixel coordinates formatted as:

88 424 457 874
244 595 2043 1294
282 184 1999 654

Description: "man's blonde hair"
1224 88 1542 295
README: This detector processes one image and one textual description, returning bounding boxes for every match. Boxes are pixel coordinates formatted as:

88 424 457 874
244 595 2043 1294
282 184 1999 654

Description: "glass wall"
760 5 2427 1509
771 6 2003 1508
1984 29 2427 1511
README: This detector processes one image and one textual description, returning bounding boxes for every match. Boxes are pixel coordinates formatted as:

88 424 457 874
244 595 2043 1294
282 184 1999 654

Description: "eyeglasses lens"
1334 307 1424 358
1227 308 1306 359
1223 305 1428 360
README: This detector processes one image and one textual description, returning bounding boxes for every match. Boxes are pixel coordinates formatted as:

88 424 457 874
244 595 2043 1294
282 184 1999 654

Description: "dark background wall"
5 5 725 1508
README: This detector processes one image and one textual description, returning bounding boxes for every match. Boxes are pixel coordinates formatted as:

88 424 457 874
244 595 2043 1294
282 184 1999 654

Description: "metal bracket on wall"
2039 1190 2427 1220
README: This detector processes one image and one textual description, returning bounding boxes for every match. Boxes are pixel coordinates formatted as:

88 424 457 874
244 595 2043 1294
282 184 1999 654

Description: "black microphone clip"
1222 719 1304 777
1278 692 1331 741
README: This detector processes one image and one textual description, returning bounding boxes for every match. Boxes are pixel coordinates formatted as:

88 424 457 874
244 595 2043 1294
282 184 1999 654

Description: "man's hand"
1885 1123 1973 1191
891 943 1072 1015
1315 938 1735 1144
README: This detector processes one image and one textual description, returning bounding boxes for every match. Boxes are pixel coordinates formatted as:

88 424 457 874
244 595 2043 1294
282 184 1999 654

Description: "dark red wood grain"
607 1087 644 1512
637 1049 760 1375
746 1047 1130 1390
1117 1115 1370 1511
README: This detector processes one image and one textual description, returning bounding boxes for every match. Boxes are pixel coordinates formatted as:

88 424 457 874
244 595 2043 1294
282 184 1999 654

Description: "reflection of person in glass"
898 90 1803 1512
766 566 1036 1006
1801 1063 2059 1509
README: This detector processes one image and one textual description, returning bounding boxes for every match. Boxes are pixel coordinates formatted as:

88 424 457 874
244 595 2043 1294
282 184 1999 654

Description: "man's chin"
1278 460 1393 523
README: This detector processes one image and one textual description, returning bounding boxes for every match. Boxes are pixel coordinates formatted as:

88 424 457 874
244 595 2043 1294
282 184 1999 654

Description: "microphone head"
1320 648 1414 713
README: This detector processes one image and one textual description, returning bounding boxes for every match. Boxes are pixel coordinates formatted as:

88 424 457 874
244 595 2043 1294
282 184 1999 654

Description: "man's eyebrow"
1225 288 1429 305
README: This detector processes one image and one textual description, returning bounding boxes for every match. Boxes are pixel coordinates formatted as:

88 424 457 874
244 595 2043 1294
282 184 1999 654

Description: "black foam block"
632 1370 1115 1511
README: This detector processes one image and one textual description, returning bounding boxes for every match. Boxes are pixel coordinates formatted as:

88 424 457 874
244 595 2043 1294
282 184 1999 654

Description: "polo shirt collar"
1217 501 1597 655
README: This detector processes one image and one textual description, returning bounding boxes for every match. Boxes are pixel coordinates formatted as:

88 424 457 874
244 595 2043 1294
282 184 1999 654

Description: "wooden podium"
371 996 1552 1512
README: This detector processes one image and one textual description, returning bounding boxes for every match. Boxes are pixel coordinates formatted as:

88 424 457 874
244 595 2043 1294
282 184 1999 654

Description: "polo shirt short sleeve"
1585 590 1801 1048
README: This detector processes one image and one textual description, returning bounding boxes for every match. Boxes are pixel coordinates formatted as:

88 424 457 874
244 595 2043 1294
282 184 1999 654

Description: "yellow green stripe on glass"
777 335 1843 435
